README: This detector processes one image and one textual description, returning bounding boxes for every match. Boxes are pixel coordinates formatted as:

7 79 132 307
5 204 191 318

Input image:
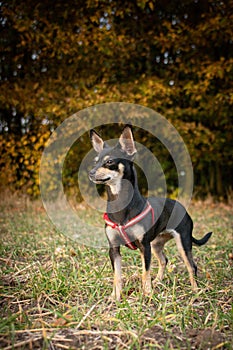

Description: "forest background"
0 0 232 201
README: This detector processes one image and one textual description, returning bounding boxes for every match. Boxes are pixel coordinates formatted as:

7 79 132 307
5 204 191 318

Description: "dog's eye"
105 159 114 166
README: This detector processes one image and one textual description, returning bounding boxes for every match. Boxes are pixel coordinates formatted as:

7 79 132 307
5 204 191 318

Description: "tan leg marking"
112 255 122 301
152 247 167 282
172 231 198 291
151 232 172 283
140 251 152 295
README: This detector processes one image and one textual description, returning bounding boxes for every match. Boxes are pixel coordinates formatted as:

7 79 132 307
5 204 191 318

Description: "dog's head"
89 125 137 186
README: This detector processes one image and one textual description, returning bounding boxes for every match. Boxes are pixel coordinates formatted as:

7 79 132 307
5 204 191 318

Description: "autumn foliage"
0 0 232 199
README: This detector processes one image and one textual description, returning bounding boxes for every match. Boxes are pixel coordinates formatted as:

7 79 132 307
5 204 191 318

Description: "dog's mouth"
90 176 111 184
100 177 111 183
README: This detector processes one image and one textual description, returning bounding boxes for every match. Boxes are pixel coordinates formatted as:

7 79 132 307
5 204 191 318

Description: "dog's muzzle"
89 169 111 184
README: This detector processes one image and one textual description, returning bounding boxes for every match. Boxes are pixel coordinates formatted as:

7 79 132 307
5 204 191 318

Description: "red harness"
103 201 155 250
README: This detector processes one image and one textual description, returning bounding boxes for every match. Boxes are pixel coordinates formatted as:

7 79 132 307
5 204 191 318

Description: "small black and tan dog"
89 125 212 300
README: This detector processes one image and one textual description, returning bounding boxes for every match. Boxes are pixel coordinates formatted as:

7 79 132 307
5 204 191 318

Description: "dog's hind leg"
171 230 198 291
151 232 172 283
109 246 122 301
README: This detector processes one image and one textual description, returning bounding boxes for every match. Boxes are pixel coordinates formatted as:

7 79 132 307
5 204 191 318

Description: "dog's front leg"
139 243 152 296
109 246 122 301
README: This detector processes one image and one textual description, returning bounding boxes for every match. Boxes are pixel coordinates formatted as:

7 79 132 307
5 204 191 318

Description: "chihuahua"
89 125 212 300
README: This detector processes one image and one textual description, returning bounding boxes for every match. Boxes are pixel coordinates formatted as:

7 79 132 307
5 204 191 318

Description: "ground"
0 195 232 349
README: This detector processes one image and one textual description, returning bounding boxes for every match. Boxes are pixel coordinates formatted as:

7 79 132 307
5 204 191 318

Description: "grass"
0 195 232 349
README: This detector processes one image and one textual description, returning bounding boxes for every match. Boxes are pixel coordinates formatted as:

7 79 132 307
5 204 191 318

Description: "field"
0 195 232 349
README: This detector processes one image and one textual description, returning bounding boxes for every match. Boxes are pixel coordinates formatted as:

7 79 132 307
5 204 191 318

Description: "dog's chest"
105 222 148 246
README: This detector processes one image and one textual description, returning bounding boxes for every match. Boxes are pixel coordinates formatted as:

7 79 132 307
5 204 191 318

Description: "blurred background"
0 0 232 201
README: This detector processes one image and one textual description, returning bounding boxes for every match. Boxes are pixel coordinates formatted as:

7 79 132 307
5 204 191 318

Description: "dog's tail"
192 232 212 246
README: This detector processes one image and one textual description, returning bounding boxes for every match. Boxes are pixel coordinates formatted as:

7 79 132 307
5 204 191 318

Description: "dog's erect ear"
119 125 137 156
90 129 104 153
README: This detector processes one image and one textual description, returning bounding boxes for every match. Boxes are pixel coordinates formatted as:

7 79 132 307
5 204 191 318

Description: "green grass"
0 195 232 349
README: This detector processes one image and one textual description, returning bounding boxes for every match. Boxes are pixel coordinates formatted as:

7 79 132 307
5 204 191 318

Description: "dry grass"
0 194 232 349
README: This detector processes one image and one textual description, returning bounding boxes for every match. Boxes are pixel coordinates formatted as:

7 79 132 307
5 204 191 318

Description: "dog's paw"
142 281 152 296
110 290 121 302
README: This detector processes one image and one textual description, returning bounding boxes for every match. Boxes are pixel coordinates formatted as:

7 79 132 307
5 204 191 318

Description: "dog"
89 125 212 300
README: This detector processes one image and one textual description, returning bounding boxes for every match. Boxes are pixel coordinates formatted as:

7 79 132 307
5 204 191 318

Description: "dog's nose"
89 169 96 179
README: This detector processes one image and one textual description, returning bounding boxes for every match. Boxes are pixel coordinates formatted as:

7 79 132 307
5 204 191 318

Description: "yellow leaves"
136 0 154 11
195 58 233 90
148 1 154 11
31 135 37 143
0 127 51 197
33 82 39 91
229 92 233 105
0 0 232 201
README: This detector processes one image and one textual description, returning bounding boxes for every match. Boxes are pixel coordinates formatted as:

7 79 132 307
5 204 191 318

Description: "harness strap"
103 201 155 250
118 226 138 250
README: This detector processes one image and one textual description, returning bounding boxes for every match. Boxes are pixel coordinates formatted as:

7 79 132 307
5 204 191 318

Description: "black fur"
89 126 212 300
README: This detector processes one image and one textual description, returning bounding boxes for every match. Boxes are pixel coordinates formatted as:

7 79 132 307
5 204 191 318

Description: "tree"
0 0 232 199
